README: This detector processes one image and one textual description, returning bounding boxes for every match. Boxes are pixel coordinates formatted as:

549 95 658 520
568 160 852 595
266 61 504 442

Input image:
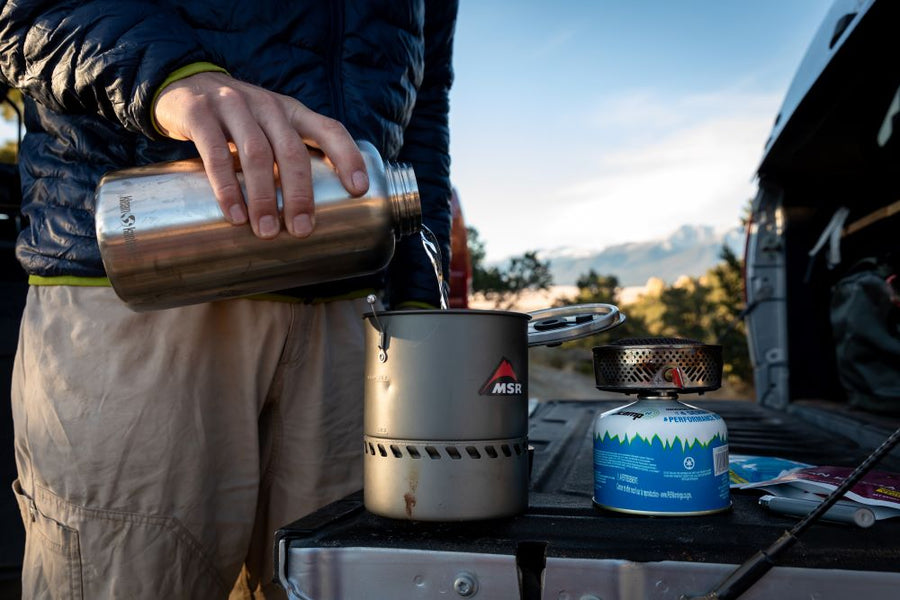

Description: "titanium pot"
362 302 625 521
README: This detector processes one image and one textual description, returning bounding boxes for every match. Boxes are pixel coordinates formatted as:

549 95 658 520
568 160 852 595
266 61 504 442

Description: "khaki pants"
11 286 369 599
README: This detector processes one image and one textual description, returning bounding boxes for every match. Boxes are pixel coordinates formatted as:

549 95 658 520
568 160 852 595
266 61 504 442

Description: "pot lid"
526 303 625 347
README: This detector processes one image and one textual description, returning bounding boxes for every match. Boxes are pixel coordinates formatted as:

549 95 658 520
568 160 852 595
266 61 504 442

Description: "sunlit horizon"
449 0 831 262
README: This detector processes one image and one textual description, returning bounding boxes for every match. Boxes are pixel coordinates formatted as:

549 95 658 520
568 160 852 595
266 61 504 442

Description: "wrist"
151 62 230 136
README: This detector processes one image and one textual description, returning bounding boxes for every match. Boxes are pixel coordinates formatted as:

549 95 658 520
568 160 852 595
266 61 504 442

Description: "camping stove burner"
593 337 723 395
591 337 731 515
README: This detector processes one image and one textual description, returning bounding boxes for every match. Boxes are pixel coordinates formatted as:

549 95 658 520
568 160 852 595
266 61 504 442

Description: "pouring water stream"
366 225 449 362
420 225 450 310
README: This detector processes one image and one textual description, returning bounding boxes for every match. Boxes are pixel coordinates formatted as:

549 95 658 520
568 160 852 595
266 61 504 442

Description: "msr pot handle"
366 294 389 362
526 303 626 347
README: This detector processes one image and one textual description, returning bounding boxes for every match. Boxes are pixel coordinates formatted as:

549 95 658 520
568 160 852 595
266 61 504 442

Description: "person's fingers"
155 74 250 227
286 102 368 197
191 119 248 227
155 72 371 241
168 92 249 227
252 100 315 238
217 89 281 239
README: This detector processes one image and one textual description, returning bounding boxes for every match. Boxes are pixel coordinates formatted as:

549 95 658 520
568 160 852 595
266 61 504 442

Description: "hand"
153 72 369 239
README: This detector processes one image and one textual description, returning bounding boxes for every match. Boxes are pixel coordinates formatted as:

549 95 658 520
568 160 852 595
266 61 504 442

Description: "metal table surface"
275 399 900 600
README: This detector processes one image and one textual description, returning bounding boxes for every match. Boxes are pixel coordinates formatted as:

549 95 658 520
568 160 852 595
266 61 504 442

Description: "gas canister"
593 397 730 515
591 338 731 515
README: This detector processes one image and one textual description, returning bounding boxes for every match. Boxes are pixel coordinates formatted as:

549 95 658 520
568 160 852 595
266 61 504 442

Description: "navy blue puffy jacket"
0 0 456 306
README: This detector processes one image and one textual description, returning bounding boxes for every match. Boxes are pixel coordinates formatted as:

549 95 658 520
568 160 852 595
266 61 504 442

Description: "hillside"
533 224 745 286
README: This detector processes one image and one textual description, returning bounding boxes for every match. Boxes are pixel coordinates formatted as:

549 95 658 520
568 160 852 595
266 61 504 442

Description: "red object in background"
448 187 472 308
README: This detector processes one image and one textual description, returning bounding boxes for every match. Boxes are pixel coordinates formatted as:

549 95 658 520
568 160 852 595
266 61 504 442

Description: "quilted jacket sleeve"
0 0 213 138
390 0 458 308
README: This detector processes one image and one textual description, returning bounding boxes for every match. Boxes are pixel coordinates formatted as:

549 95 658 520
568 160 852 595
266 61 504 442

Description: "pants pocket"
14 480 230 599
12 479 84 599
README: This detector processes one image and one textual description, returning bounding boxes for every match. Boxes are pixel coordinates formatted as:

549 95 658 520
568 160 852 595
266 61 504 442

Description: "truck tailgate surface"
275 399 900 599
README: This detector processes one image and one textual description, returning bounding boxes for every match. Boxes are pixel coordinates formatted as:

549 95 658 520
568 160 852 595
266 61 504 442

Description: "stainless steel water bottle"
95 141 420 311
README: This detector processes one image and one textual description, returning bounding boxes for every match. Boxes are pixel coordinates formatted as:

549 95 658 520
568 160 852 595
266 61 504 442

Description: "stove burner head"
592 337 723 394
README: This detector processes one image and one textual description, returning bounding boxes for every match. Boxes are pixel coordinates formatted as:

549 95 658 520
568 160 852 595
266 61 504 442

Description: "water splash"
420 225 450 310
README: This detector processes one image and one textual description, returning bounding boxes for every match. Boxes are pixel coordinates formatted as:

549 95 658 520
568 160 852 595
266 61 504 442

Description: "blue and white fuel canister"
593 397 731 515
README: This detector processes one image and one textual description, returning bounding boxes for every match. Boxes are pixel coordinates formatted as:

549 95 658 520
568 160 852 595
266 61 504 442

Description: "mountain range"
530 224 746 287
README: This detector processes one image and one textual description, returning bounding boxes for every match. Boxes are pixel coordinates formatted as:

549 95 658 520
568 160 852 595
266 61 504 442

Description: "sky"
0 1 834 262
448 0 833 262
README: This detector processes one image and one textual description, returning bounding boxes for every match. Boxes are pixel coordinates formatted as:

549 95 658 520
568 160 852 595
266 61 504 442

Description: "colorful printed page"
738 462 900 520
728 454 812 488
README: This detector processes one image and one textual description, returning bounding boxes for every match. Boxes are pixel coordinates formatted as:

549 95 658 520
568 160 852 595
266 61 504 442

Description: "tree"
573 270 620 305
0 88 23 163
559 243 753 392
467 226 554 309
1 87 21 113
504 251 552 295
625 275 712 342
466 226 486 270
467 226 504 292
705 245 752 388
0 140 17 164
560 270 650 343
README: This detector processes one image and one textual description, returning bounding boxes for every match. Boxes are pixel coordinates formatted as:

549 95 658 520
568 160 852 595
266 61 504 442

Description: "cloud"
540 111 769 249
589 87 780 138
527 28 577 60
453 88 782 262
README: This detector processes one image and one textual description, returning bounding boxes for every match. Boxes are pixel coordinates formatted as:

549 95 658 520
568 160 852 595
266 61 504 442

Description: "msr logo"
479 357 525 396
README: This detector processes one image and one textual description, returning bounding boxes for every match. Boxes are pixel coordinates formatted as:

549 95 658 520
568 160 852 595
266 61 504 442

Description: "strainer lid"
526 303 626 347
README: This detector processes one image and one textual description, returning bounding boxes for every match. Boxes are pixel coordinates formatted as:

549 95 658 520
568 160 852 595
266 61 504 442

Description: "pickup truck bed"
275 399 900 600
